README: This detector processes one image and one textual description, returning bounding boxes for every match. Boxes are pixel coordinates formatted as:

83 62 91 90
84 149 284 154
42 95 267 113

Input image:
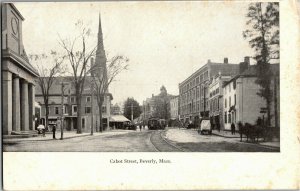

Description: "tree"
29 51 65 130
243 2 279 126
123 98 142 121
91 55 129 132
59 20 96 134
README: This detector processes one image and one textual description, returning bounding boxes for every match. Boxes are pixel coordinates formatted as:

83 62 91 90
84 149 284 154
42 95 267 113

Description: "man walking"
52 125 56 139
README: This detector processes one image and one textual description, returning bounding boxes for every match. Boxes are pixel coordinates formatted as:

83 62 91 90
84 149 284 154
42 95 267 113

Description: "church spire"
97 12 104 50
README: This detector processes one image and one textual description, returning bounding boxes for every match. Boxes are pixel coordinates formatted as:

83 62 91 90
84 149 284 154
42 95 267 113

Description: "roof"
35 76 113 99
179 61 239 86
110 115 130 122
223 64 279 86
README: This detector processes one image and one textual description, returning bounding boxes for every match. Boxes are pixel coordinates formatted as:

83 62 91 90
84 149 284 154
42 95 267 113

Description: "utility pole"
60 83 65 140
91 82 94 135
131 103 133 123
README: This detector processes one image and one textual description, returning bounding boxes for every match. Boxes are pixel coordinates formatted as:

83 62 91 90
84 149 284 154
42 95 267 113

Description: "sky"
15 1 254 105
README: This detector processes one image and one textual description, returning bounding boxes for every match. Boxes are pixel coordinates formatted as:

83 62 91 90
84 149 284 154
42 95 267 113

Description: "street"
3 128 279 152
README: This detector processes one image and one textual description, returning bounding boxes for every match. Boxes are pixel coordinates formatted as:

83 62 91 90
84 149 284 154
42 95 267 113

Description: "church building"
35 13 112 132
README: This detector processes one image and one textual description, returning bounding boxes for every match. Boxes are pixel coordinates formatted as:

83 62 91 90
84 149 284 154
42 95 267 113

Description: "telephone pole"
60 82 68 140
91 82 94 135
131 103 133 123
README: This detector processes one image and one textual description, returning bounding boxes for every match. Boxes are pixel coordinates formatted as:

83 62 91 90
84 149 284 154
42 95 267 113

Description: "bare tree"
29 51 65 130
91 55 129 132
59 20 97 134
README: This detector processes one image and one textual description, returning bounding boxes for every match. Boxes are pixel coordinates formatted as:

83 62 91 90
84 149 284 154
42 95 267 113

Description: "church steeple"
93 11 108 91
97 12 104 50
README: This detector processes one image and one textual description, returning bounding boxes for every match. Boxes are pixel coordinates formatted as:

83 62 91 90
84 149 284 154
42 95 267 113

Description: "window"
85 107 91 114
72 105 77 114
71 97 75 103
224 112 227 123
228 113 231 123
86 96 91 102
102 106 107 113
55 107 59 115
234 94 236 105
229 83 231 92
64 105 68 114
196 77 199 84
229 96 231 107
225 98 227 108
81 118 85 129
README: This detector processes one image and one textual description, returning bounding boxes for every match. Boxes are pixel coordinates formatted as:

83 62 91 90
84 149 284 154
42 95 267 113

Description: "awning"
110 115 130 122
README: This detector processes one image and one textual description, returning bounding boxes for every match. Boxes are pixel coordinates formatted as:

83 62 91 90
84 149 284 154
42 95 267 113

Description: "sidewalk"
3 129 134 143
212 130 242 138
212 130 280 149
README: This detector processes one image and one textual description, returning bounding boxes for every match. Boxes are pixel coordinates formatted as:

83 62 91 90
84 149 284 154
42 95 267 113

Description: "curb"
3 133 92 143
212 133 280 149
212 132 242 139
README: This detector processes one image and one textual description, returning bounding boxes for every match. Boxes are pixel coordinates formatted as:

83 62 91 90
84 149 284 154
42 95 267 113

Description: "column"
2 71 12 135
12 75 21 132
21 80 29 131
28 83 35 130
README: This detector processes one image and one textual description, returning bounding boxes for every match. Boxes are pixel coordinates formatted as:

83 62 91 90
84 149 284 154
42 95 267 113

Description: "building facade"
35 77 112 133
208 74 233 130
111 103 122 115
170 96 179 120
222 63 279 130
179 58 239 126
2 3 39 135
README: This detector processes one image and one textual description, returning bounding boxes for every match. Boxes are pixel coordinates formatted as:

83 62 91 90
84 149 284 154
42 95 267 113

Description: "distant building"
2 3 39 135
111 103 122 115
170 96 179 120
143 86 174 122
222 62 279 130
179 58 239 125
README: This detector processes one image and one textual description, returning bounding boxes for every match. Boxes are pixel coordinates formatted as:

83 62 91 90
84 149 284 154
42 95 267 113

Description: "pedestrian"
52 125 56 139
139 125 142 131
231 123 236 135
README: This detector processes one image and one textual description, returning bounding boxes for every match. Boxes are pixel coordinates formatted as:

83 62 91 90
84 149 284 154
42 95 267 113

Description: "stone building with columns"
2 3 39 135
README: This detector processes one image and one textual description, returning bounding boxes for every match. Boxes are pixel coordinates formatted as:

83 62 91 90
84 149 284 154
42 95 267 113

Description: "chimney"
224 57 228 64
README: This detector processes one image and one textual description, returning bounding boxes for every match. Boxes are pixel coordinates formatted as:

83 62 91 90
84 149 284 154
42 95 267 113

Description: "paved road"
3 130 168 152
3 129 279 152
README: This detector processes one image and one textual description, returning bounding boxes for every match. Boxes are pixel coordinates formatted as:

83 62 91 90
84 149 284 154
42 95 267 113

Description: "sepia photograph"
2 1 299 190
2 1 280 152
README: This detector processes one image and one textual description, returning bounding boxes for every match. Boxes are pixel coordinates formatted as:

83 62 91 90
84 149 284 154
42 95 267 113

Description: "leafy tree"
123 98 142 121
243 2 279 126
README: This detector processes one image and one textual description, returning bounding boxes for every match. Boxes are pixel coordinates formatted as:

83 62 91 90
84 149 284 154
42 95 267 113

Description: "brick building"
178 58 239 126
